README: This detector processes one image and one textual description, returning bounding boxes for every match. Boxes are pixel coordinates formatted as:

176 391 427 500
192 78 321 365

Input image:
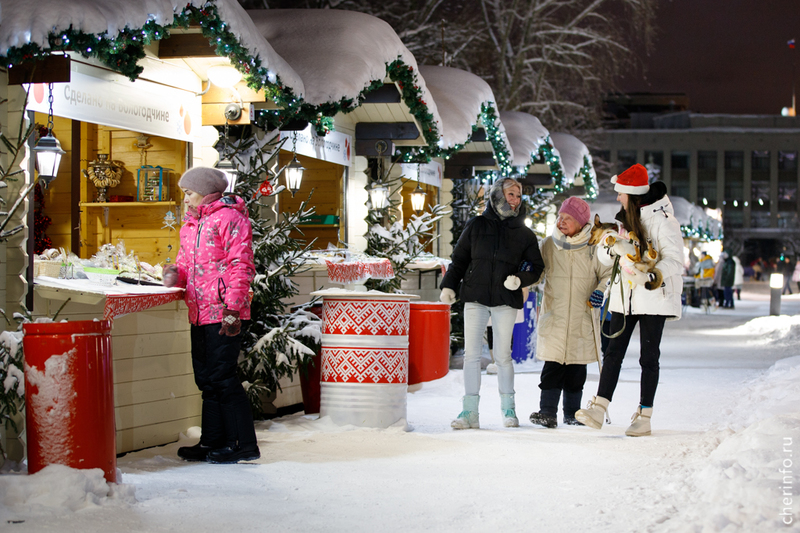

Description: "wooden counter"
33 279 198 454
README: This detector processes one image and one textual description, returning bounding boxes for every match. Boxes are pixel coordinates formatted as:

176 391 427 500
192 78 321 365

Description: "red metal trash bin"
408 301 450 385
22 320 116 483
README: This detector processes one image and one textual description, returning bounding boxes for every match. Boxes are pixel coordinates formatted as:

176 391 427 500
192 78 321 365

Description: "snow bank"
673 354 800 531
0 464 136 512
550 132 590 187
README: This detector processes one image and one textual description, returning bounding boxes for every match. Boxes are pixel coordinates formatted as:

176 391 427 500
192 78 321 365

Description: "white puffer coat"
598 195 684 319
536 224 612 365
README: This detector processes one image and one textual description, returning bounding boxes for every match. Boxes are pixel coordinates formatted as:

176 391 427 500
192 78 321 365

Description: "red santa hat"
611 164 650 195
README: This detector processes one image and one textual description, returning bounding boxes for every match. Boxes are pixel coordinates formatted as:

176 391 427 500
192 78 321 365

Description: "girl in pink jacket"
164 167 259 464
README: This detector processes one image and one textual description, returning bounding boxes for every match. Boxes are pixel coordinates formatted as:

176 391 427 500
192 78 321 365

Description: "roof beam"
158 34 216 58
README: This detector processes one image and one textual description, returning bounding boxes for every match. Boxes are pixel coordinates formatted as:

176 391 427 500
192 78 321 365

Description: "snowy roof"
248 10 440 129
0 0 305 95
499 111 549 169
418 65 502 150
550 132 592 188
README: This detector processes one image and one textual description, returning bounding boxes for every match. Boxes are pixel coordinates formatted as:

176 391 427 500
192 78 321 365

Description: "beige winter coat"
535 224 612 365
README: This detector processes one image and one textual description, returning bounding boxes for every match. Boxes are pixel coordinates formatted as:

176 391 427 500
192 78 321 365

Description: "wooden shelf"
79 201 178 207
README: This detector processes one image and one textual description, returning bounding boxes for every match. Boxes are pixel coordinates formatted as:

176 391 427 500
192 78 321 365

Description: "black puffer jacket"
441 186 544 309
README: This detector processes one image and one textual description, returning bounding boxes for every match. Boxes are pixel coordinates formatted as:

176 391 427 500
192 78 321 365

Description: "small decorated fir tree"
221 130 322 417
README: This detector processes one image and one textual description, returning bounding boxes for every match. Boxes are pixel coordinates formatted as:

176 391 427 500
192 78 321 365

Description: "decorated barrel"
314 290 414 427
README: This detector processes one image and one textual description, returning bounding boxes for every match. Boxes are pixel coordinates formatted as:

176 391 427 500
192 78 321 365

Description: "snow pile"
729 315 800 349
0 464 136 512
675 356 800 531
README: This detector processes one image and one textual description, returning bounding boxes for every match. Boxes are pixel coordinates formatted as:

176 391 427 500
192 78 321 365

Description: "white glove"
504 275 521 291
440 288 457 304
620 263 652 287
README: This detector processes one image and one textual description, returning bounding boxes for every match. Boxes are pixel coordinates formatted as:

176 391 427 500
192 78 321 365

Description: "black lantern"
33 83 65 188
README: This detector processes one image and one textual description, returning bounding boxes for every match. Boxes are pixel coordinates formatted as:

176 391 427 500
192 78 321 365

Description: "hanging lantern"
367 179 389 210
410 183 426 215
34 83 65 188
284 156 305 196
215 155 238 194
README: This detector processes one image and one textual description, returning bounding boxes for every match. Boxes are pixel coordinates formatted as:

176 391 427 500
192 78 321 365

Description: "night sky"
618 0 800 115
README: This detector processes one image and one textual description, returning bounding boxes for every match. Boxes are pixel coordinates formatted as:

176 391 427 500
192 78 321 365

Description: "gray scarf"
489 179 521 220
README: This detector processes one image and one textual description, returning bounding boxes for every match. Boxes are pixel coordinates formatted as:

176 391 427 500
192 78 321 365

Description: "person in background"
528 197 611 428
733 255 744 300
575 164 684 437
694 251 716 306
793 258 800 293
440 177 544 429
163 167 260 464
782 257 795 295
720 252 736 308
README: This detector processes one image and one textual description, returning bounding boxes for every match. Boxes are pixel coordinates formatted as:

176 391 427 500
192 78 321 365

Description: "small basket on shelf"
83 267 121 286
34 259 63 278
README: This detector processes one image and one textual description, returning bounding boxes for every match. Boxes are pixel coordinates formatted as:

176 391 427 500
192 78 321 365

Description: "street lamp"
284 156 305 196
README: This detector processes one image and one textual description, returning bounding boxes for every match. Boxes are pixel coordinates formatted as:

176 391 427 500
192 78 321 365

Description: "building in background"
597 94 800 263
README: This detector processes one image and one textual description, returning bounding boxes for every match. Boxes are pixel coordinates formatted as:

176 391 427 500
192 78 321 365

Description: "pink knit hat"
559 196 591 227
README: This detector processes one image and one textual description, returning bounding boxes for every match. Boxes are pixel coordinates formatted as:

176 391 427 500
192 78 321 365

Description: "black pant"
539 361 587 393
191 323 257 448
597 313 666 408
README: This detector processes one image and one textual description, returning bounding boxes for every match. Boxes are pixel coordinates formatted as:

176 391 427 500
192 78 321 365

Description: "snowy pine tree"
221 129 322 417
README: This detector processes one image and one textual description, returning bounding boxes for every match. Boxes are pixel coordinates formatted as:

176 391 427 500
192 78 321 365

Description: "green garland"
538 137 566 193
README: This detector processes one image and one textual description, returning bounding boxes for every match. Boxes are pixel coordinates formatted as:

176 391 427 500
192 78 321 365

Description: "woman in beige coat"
529 197 612 428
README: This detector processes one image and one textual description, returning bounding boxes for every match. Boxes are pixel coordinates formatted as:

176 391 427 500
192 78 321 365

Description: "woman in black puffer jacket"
440 177 544 429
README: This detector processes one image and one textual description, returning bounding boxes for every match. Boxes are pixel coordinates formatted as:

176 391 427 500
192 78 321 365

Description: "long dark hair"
616 181 668 257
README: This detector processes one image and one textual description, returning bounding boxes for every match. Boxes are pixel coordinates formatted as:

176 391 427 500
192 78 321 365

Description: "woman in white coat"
576 164 684 437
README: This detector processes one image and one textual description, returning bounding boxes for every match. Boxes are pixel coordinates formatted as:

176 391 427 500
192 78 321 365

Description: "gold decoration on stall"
82 154 124 202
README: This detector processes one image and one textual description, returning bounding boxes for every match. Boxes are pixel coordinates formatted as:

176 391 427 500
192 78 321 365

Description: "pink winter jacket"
174 195 255 326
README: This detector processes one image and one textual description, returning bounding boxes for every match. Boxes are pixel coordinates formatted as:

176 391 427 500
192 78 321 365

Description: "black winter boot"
529 388 560 428
562 390 584 426
178 398 225 462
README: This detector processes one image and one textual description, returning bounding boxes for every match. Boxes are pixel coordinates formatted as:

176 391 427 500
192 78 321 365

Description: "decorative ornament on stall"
283 132 305 197
136 165 171 202
83 154 125 202
410 163 426 215
33 83 66 188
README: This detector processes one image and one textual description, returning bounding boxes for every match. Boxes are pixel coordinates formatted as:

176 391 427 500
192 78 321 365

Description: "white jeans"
463 302 517 396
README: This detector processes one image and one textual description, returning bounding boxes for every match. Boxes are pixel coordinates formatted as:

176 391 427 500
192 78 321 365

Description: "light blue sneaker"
451 395 480 429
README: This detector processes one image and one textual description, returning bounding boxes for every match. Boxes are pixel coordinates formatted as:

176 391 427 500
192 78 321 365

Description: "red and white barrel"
313 290 415 427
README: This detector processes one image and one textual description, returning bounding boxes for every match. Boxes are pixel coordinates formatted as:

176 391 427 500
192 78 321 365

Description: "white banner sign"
279 125 352 167
400 161 443 187
25 66 202 143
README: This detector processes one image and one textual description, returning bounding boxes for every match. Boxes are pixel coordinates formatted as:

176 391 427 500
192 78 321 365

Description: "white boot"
575 396 610 430
451 395 480 429
500 393 519 427
625 407 652 437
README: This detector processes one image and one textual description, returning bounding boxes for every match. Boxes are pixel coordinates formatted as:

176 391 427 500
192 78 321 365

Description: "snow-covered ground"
1 281 799 532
